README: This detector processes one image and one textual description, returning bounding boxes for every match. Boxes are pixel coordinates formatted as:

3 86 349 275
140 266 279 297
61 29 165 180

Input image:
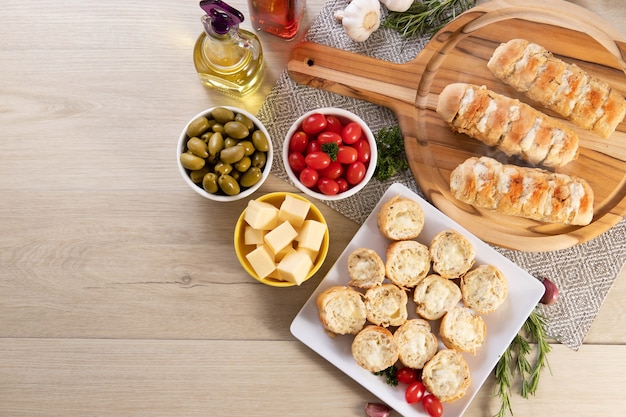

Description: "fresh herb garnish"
383 0 475 38
374 125 409 181
373 365 399 386
494 309 552 417
321 142 339 161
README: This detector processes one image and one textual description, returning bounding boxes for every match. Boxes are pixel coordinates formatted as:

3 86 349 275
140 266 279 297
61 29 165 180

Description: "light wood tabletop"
2 1 626 416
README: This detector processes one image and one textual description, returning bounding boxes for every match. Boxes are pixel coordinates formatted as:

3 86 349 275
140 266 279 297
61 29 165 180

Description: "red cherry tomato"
342 122 362 145
346 161 366 185
317 131 343 146
305 151 331 170
289 131 309 153
317 178 340 196
306 140 321 154
288 152 306 173
404 381 425 404
299 167 319 188
396 367 418 385
319 161 343 180
353 138 371 164
324 115 344 135
422 395 443 417
301 113 327 135
336 145 358 164
336 178 349 193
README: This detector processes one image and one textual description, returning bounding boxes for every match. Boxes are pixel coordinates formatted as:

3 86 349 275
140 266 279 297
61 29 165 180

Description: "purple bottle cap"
200 0 244 35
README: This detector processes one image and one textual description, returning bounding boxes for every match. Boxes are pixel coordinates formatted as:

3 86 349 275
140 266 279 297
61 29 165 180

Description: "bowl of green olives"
177 106 273 201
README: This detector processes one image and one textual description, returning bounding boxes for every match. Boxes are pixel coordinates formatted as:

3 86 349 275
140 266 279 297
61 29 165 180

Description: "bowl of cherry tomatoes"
283 108 377 200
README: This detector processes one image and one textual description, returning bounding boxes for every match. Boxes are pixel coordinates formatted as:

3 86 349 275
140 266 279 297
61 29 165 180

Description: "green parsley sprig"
383 0 476 38
372 365 398 386
374 126 409 181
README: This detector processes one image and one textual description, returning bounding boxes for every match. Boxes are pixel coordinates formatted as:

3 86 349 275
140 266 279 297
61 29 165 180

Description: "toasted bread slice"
461 265 508 314
422 349 471 403
413 274 462 320
377 195 424 240
430 230 475 279
440 306 486 354
364 283 408 327
316 286 367 336
351 325 399 372
385 240 431 288
393 319 438 369
347 248 385 289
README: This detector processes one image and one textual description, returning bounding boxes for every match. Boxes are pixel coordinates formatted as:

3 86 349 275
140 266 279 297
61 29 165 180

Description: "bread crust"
461 265 508 314
413 274 462 320
385 240 430 288
450 156 594 225
430 230 475 279
316 286 367 336
439 306 486 354
364 283 408 327
351 325 399 372
377 195 425 240
422 349 471 403
393 319 438 369
347 248 385 289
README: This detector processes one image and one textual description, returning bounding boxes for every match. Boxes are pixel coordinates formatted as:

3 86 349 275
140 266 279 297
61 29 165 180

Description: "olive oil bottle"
194 0 264 95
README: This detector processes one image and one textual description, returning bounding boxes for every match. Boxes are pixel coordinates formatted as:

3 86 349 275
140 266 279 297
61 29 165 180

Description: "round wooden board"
406 0 626 251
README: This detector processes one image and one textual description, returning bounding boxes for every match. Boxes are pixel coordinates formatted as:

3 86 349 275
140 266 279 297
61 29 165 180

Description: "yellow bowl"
234 192 329 287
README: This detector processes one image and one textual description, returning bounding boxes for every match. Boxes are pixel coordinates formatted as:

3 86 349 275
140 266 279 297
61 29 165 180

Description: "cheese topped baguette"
422 349 471 403
488 38 626 138
316 286 367 336
364 283 408 327
437 83 579 168
450 156 594 226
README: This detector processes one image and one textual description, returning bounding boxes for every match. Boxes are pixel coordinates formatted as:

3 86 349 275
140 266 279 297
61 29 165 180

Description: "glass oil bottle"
247 0 305 40
193 0 264 95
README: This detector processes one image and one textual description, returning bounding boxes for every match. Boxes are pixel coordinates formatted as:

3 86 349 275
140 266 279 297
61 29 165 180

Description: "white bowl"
282 107 377 201
177 106 273 202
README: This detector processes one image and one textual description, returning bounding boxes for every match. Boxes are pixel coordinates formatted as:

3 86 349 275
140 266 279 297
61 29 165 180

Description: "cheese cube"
296 220 327 252
264 221 298 255
244 200 279 230
274 245 295 262
296 246 318 263
277 250 314 285
278 194 311 228
244 225 266 246
245 245 276 279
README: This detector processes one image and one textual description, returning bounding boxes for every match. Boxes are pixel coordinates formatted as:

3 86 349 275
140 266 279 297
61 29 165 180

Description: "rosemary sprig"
383 0 476 38
493 309 552 417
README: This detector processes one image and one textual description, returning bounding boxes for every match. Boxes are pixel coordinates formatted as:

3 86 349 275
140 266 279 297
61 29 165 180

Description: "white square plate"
290 183 545 416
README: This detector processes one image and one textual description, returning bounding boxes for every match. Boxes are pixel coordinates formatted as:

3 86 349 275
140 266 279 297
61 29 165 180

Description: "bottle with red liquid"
247 0 305 40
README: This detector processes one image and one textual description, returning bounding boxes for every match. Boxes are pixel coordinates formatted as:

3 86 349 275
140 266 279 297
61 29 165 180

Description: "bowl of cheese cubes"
234 192 329 287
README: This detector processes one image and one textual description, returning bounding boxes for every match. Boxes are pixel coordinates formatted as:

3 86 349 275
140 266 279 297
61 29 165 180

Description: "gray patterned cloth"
257 0 626 350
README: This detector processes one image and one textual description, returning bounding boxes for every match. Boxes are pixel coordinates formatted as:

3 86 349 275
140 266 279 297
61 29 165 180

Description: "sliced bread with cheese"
439 306 486 354
316 286 367 336
422 349 471 403
347 248 385 289
364 283 408 327
385 240 431 288
351 325 399 373
413 274 462 320
377 195 424 240
393 319 438 369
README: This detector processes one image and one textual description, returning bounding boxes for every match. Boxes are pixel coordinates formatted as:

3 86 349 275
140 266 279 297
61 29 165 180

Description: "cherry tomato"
317 178 340 196
319 161 343 180
299 167 319 188
422 395 443 417
396 367 418 385
289 131 309 153
301 113 327 135
324 115 344 135
346 161 366 185
336 178 349 193
305 151 331 170
353 138 371 164
317 131 343 146
404 381 425 404
336 145 358 164
306 140 321 155
288 152 307 173
342 122 362 145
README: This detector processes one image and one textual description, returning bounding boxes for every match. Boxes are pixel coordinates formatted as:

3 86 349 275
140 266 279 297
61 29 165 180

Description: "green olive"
219 144 245 164
189 166 210 183
235 113 255 131
218 174 240 196
250 151 267 169
230 170 241 181
187 116 210 138
240 167 263 188
251 130 270 152
187 137 208 158
211 107 235 124
202 172 219 194
180 151 205 171
211 123 224 134
214 161 232 176
224 138 238 148
224 121 249 140
234 156 251 172
207 132 224 156
207 153 220 165
238 140 255 156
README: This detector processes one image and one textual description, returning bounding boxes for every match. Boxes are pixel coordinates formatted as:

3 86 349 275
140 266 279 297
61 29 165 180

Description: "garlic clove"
364 402 392 417
337 0 381 42
379 0 414 13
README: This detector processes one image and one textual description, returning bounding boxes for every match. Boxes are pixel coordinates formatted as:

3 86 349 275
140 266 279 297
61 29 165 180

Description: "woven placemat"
257 0 626 350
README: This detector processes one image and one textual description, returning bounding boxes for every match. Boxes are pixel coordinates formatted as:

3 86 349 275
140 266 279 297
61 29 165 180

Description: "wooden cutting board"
287 0 626 251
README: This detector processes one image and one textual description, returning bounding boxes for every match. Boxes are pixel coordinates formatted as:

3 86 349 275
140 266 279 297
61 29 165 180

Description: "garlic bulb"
379 0 414 12
334 0 381 42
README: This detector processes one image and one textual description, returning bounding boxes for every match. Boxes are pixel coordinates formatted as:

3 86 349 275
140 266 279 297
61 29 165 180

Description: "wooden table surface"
1 1 625 416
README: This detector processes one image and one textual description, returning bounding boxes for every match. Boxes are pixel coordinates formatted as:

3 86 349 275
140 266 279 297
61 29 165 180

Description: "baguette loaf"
450 156 594 225
385 240 431 288
364 283 408 327
393 319 438 369
488 39 626 138
351 325 399 373
422 349 471 403
437 83 579 168
316 286 367 336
